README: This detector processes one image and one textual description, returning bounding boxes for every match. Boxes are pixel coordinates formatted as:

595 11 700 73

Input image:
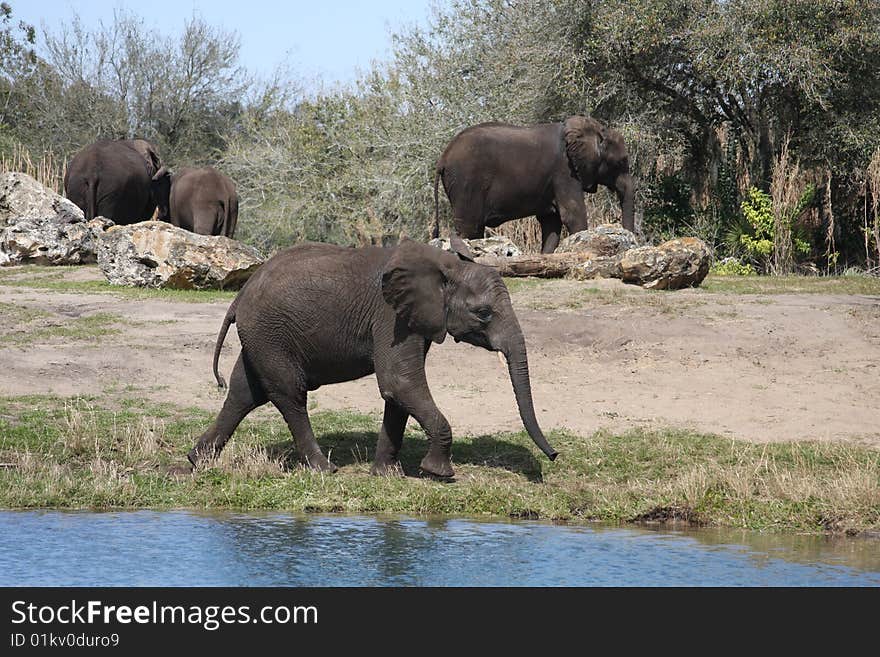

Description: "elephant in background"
184 238 558 479
433 116 635 253
154 167 239 238
64 139 171 223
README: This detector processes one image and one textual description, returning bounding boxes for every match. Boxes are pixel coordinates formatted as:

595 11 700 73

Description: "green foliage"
710 258 757 276
740 188 775 257
641 172 694 243
739 185 816 271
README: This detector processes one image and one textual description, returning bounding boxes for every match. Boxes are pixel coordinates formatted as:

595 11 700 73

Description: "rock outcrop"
617 237 710 290
0 172 111 265
97 221 263 290
556 224 638 256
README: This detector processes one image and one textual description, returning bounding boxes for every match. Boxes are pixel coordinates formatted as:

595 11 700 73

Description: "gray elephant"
433 116 635 253
184 238 558 478
154 166 239 238
64 139 171 223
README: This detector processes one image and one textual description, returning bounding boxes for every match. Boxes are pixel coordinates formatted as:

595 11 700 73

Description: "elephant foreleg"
370 399 409 476
452 216 486 240
538 212 563 254
389 388 453 478
188 354 267 468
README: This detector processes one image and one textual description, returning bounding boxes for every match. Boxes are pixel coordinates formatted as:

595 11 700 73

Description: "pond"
1 511 878 586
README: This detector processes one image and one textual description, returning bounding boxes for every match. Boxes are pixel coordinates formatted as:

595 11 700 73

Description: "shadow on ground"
266 431 545 482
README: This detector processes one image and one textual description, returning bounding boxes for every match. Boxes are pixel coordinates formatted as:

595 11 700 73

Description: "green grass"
501 277 547 294
501 273 880 310
701 274 880 295
504 277 702 312
1 395 877 535
0 301 50 323
0 303 130 345
0 266 237 303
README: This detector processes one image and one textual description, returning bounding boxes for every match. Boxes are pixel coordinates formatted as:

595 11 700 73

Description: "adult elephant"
155 167 239 238
433 116 635 253
183 238 558 478
64 139 171 224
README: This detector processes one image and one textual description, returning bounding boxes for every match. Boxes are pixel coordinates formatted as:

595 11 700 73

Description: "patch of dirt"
1 268 878 447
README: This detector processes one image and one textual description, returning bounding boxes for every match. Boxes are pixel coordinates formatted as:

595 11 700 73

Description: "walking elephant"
153 167 239 238
64 139 171 224
433 116 635 253
183 238 558 478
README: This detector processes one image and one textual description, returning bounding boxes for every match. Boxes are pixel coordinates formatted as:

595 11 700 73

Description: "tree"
0 2 36 151
3 9 252 164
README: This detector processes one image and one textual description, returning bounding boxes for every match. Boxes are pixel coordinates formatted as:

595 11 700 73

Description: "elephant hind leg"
188 354 267 467
271 389 338 473
538 211 563 254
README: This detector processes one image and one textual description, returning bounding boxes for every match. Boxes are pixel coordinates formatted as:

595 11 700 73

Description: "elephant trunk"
501 333 558 461
617 173 635 233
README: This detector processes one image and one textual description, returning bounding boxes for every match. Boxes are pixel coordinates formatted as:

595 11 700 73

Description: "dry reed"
0 142 66 194
867 147 880 269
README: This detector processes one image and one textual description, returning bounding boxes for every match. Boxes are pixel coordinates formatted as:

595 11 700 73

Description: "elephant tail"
227 194 239 238
85 178 97 221
213 301 237 389
432 165 442 240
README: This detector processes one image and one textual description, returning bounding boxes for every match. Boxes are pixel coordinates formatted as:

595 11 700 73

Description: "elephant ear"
563 115 603 191
128 139 162 175
449 234 475 262
382 238 455 344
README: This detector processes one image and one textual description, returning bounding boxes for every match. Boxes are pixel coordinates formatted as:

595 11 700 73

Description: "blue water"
1 511 878 586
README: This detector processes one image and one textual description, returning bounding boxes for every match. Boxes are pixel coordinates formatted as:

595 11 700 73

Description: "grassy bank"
0 396 877 536
700 274 880 295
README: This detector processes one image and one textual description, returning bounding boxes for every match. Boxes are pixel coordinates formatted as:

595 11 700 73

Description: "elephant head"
150 166 172 221
563 115 635 232
381 239 558 462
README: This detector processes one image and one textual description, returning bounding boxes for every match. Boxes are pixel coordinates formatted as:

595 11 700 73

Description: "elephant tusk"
497 351 507 369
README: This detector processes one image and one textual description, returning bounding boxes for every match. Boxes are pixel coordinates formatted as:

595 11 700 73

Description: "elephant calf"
154 166 239 238
186 238 558 478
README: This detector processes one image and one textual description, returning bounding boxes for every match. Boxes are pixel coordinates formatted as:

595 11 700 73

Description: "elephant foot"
303 453 339 473
186 446 216 470
370 460 405 477
419 453 454 479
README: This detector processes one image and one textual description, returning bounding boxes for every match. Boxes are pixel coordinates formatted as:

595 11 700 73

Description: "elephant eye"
471 306 493 323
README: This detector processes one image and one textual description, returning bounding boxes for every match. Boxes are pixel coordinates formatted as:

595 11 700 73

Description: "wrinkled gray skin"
434 116 635 253
185 238 558 478
154 166 239 238
64 139 172 224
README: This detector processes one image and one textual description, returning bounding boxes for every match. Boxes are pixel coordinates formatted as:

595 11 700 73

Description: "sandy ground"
1 267 878 446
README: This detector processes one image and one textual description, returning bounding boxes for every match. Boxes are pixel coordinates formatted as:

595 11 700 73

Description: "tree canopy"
2 0 879 268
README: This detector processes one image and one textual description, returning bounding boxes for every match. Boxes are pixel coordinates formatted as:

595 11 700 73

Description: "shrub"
710 257 756 276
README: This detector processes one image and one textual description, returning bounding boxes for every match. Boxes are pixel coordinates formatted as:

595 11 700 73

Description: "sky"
13 0 437 88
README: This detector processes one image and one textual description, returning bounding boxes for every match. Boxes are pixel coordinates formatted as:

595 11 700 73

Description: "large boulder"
556 224 638 256
0 172 112 265
97 221 263 290
618 237 710 289
429 235 521 258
